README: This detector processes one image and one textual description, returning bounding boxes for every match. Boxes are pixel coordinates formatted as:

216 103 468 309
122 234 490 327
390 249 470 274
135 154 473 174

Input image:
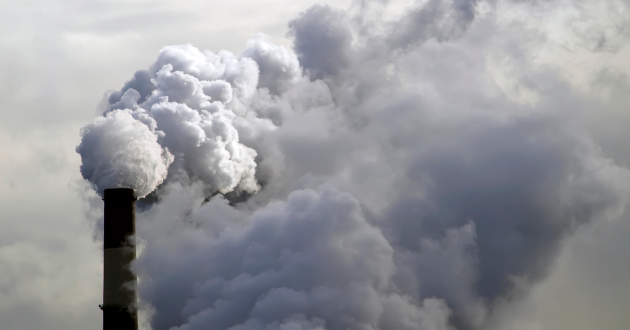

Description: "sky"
1 0 630 329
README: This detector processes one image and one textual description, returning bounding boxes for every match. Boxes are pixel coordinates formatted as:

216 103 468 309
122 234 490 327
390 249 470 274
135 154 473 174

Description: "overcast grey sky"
1 0 630 329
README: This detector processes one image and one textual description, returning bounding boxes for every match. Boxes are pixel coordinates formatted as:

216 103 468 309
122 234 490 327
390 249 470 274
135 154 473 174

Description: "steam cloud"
78 44 263 197
79 0 630 329
77 109 173 198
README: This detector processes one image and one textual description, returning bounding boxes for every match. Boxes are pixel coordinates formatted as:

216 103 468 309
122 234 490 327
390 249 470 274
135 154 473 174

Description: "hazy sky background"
1 0 630 329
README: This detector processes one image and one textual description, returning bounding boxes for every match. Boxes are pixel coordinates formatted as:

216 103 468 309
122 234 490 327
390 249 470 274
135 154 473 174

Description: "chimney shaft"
102 188 138 330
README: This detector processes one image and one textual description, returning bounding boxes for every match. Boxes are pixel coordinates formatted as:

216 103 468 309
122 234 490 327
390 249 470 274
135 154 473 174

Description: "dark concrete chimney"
101 188 138 330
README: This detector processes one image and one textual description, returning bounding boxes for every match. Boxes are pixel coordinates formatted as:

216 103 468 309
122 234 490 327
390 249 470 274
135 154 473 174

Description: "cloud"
241 34 303 95
137 184 452 330
388 0 480 48
79 41 285 197
74 0 630 329
76 109 173 198
288 5 353 79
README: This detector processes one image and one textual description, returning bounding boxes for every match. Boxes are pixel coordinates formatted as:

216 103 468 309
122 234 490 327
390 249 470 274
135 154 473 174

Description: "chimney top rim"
103 188 137 201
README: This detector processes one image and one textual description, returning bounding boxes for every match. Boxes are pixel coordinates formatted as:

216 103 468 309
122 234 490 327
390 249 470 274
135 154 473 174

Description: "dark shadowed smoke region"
77 1 630 330
379 114 628 328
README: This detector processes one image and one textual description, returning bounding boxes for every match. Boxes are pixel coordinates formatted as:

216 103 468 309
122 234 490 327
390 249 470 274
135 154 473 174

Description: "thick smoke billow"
137 184 452 330
78 43 271 197
77 109 173 197
79 0 630 329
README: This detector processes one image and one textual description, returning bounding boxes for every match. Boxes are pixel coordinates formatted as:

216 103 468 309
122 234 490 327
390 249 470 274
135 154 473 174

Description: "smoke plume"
78 44 265 197
76 109 173 198
78 0 630 329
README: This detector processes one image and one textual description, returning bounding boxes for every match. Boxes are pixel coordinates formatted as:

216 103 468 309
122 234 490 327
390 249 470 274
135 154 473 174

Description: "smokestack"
101 188 138 330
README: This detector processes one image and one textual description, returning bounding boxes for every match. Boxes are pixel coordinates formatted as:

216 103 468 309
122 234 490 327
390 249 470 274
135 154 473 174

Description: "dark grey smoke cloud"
137 184 452 330
288 5 353 79
78 0 630 329
379 112 628 327
389 0 479 48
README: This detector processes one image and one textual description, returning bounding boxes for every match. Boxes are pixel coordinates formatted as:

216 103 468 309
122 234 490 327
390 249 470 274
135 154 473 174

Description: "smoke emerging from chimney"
78 1 630 329
77 44 264 198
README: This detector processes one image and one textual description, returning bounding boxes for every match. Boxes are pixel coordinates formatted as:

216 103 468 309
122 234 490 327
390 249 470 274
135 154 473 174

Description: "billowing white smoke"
77 109 173 198
77 42 271 197
79 0 630 329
